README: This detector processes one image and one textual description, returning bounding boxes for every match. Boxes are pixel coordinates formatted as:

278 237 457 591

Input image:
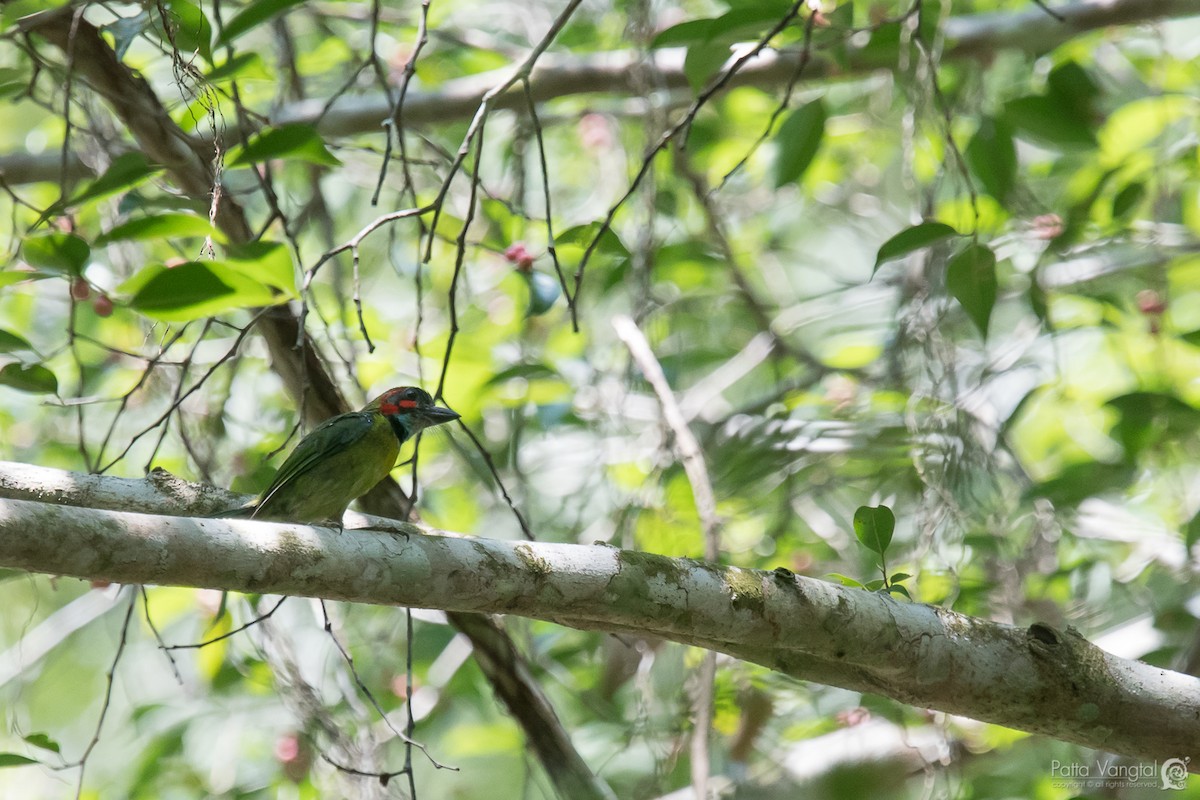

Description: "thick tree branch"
0 463 1197 767
3 0 1199 185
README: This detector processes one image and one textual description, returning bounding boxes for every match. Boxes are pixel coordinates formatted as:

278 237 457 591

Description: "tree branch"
0 463 1197 768
3 0 1199 185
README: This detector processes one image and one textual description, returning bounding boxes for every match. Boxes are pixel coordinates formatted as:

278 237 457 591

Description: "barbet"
225 386 459 524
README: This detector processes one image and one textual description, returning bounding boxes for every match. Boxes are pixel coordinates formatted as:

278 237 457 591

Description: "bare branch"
0 467 1197 767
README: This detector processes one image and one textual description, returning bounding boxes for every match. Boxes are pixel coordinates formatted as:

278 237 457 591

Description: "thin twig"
162 596 288 650
72 587 136 800
612 316 720 550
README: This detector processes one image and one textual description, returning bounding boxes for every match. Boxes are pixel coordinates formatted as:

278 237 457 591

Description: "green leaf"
650 18 715 48
0 330 33 353
205 52 270 84
1099 95 1196 166
103 11 151 61
224 241 296 295
1031 461 1135 507
22 734 60 755
651 4 791 49
1047 61 1100 117
66 152 161 208
558 223 631 291
965 117 1016 204
858 22 901 67
0 363 57 394
873 222 958 272
96 213 218 245
485 363 561 387
225 123 340 168
216 0 307 46
1186 511 1200 551
886 584 912 600
889 572 912 583
773 99 827 187
0 271 42 289
946 242 997 338
1106 391 1200 458
853 505 895 556
557 223 629 256
0 67 29 99
0 753 39 768
1004 95 1097 150
864 579 885 591
1111 182 1145 219
123 261 278 322
683 43 730 93
22 232 89 276
158 0 212 62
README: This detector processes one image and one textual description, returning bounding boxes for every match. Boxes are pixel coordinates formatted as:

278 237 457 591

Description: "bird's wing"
252 412 375 514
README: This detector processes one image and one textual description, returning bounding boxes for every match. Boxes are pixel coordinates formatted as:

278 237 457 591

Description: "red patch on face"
398 399 418 409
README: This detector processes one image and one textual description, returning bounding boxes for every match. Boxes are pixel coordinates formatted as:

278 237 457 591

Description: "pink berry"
504 242 535 272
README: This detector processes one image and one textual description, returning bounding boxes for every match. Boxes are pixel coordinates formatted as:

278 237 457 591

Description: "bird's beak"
421 404 461 427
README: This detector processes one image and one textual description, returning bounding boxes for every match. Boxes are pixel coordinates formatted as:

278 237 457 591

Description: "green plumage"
225 386 458 524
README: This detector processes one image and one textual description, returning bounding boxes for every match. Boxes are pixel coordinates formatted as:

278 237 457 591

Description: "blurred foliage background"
0 0 1199 796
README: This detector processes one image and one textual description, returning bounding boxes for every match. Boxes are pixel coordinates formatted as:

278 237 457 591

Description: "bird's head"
369 386 460 443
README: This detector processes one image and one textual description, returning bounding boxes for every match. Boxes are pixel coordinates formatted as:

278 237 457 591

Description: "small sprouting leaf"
66 152 161 208
225 123 340 168
864 579 885 591
96 213 218 245
826 573 866 589
773 99 827 187
216 0 306 46
21 233 89 277
889 572 912 583
0 363 58 394
0 753 39 768
965 117 1016 204
946 242 998 338
22 734 60 755
853 505 895 556
524 272 561 316
873 222 958 273
0 330 33 353
886 584 912 600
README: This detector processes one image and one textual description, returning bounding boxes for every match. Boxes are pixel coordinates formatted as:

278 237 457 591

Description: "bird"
221 386 459 525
